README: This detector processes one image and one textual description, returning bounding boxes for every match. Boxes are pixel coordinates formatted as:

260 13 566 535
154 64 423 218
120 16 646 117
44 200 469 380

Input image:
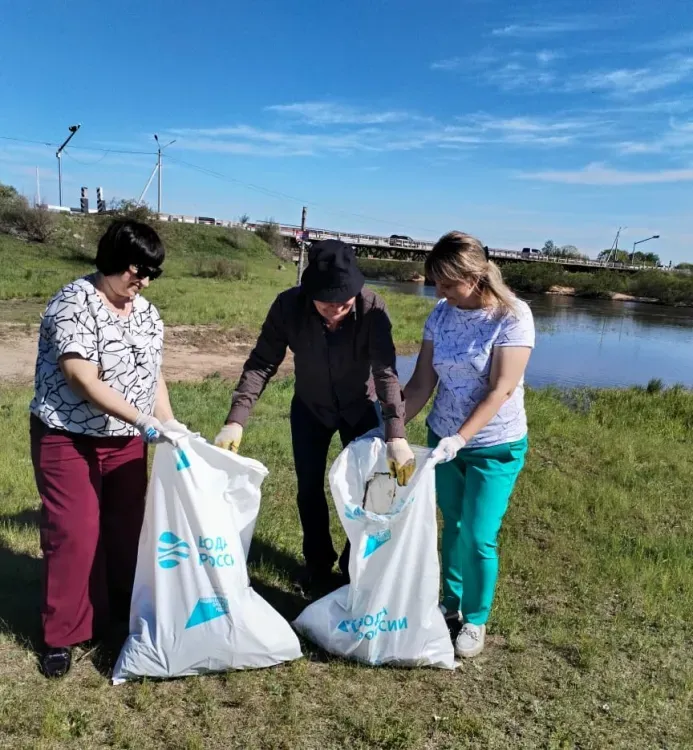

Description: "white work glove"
214 423 243 453
134 413 165 444
386 438 416 486
161 419 190 438
431 435 466 464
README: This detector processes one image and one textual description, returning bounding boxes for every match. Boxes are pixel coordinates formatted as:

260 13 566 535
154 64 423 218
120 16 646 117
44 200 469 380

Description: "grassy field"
1 378 692 749
0 220 434 350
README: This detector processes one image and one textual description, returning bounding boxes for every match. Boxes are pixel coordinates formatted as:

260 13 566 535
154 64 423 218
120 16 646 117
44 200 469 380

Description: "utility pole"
35 166 41 207
631 235 660 265
296 206 307 285
153 134 176 214
606 226 625 264
56 124 81 207
157 145 162 213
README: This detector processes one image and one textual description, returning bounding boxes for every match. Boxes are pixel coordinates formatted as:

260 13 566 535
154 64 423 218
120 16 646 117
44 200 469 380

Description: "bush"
108 198 159 224
499 262 568 293
357 259 425 282
20 206 58 243
254 219 290 260
191 257 250 280
0 198 57 243
572 271 626 298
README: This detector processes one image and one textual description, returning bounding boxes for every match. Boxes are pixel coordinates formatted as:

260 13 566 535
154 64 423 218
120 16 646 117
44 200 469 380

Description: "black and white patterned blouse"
30 275 164 437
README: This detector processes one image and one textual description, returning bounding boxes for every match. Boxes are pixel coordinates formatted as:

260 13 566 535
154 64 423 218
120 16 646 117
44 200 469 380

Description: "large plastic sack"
293 438 455 669
113 432 302 684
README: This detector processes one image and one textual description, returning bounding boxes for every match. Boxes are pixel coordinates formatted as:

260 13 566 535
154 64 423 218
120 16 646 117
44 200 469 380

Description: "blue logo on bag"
336 607 408 640
185 596 230 629
364 529 391 558
157 531 191 568
175 449 191 471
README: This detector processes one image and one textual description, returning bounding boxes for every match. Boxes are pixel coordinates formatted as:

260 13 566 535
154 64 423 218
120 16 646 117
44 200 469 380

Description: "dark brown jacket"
228 287 405 439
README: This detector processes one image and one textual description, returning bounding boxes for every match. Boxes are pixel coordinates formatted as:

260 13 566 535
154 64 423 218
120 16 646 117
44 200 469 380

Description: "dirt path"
0 324 293 384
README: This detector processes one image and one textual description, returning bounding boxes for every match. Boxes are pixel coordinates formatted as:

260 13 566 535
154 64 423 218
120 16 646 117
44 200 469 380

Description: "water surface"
377 282 693 388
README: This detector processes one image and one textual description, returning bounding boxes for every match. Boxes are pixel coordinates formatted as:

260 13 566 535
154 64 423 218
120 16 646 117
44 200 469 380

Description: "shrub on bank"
500 262 568 293
357 259 425 282
571 271 627 298
627 271 693 306
0 184 57 243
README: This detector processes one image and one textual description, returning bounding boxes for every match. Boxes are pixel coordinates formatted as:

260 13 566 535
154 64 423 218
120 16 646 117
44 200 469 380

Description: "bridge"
156 213 659 273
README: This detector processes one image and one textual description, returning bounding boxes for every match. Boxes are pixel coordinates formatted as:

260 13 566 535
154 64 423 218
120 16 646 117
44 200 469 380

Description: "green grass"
0 220 433 349
1 380 692 748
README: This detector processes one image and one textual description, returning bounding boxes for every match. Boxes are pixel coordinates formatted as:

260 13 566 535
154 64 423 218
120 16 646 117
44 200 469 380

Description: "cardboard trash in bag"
113 432 302 684
293 437 455 669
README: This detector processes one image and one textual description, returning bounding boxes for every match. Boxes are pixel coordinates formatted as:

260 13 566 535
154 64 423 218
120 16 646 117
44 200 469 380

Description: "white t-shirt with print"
423 297 535 448
30 275 164 437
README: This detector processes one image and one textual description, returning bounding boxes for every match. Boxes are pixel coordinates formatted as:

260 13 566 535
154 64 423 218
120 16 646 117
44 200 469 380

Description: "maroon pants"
30 416 147 648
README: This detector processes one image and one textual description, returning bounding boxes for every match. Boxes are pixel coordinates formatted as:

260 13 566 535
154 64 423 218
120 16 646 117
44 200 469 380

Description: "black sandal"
40 647 72 678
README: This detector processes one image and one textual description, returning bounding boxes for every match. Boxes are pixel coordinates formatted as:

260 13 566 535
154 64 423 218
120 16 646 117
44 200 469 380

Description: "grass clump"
191 257 250 281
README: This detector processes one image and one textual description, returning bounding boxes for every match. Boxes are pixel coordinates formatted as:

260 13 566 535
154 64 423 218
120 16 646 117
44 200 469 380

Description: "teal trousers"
428 430 528 625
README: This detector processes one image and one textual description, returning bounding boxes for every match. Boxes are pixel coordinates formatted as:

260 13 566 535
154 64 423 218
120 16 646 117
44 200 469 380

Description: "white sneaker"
454 623 486 658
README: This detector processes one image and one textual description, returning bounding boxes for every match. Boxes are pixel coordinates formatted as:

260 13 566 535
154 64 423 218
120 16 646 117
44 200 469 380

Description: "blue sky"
2 0 692 261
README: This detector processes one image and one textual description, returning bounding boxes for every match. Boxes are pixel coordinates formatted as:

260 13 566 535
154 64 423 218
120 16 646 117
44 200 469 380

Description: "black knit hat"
300 240 365 302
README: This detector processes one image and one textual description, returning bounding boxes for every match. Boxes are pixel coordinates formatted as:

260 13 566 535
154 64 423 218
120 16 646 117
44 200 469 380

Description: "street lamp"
631 235 660 265
56 124 81 207
154 134 176 214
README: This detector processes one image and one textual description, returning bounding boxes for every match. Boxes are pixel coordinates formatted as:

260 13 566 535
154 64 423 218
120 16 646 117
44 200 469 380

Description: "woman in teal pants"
404 231 534 658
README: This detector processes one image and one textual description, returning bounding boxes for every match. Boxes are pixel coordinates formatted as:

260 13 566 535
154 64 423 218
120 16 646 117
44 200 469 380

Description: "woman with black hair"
30 219 186 678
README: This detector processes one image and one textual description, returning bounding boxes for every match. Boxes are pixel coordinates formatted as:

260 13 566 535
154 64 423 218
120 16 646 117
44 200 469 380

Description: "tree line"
540 238 661 267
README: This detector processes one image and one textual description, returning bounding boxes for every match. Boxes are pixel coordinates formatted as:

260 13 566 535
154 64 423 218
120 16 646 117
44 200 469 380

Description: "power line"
0 134 155 155
2 133 436 235
167 154 437 235
69 145 156 156
0 135 54 147
63 149 111 166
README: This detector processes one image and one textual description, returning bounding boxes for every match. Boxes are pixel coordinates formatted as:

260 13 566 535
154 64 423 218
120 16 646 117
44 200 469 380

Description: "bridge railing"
154 213 663 272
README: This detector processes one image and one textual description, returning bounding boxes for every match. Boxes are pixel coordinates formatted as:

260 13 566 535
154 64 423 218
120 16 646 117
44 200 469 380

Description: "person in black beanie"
214 240 415 593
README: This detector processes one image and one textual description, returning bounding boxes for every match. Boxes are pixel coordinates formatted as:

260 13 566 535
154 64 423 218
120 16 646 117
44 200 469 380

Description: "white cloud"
536 50 561 65
170 113 590 158
614 118 693 155
519 162 693 185
616 141 665 155
481 61 556 91
473 115 586 133
572 56 693 96
491 19 599 37
438 45 693 98
598 98 693 115
266 102 416 126
430 57 466 71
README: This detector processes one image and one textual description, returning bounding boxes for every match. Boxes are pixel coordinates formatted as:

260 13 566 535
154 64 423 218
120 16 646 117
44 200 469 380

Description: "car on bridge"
389 234 415 247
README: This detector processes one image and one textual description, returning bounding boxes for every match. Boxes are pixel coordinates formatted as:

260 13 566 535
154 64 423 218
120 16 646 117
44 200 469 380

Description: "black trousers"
290 396 380 576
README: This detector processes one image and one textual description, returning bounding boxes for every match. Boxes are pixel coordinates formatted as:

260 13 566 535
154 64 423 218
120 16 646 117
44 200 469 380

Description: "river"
375 282 693 389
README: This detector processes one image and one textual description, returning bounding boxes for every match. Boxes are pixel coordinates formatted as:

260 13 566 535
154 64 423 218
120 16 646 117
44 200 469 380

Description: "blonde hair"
424 231 518 317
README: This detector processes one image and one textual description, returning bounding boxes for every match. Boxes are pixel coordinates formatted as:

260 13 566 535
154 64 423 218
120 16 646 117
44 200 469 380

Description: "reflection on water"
376 281 693 389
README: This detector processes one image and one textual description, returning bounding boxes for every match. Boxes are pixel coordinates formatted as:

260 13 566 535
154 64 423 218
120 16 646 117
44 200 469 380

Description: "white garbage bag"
293 438 455 669
113 433 302 684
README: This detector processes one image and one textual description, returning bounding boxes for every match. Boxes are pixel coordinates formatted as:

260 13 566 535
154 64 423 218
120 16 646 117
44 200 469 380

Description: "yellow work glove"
386 438 416 487
214 423 243 453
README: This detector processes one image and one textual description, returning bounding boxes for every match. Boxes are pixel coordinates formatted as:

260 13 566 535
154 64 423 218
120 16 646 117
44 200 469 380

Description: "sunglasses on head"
132 264 163 280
